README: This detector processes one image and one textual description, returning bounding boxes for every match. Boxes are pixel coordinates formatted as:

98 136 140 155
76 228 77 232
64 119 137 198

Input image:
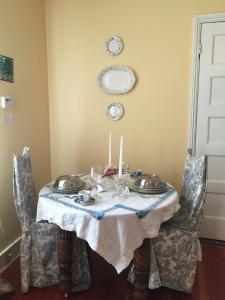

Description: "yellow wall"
2 0 225 255
45 0 225 187
0 0 51 251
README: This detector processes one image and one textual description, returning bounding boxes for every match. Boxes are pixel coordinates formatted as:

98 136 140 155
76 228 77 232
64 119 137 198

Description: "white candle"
90 167 94 177
108 132 112 167
118 136 123 179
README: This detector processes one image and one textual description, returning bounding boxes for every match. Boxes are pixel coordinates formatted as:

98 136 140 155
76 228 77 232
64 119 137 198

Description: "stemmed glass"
89 167 103 199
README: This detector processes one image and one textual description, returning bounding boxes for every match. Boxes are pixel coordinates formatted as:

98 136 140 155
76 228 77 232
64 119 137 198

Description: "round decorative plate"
105 36 124 56
106 102 124 121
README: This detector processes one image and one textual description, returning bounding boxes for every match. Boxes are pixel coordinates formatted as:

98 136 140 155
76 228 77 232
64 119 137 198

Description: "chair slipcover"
0 277 15 296
128 154 207 293
13 147 91 293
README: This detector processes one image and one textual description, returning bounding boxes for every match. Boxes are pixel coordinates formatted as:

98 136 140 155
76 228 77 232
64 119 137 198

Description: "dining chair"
128 153 207 293
13 147 91 293
0 277 15 296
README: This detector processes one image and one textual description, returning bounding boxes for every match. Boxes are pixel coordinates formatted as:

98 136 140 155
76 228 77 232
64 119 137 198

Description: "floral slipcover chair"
128 154 207 293
13 147 91 293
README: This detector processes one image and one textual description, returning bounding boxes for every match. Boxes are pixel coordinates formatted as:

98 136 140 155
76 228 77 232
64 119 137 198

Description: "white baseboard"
0 236 21 273
200 216 225 241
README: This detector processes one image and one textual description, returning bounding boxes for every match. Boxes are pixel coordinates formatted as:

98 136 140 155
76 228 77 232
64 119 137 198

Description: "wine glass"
89 167 103 199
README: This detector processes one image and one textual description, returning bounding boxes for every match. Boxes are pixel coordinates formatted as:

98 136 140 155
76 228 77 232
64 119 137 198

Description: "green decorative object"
0 55 14 83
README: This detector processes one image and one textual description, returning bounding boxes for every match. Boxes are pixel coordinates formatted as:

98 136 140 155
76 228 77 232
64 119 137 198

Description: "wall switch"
0 96 13 109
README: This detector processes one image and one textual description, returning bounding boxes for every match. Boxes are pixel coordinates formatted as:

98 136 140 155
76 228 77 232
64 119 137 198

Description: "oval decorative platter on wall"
97 66 136 94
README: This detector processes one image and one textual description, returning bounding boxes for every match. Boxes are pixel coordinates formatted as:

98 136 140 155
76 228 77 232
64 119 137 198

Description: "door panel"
204 193 225 217
208 156 225 181
196 22 225 240
211 77 225 104
213 34 225 63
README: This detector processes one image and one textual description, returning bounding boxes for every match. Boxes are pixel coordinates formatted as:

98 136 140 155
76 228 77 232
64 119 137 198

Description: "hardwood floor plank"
1 241 225 300
203 242 225 300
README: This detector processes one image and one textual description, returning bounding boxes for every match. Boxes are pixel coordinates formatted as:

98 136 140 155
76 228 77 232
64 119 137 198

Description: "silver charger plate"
49 182 91 194
133 182 167 190
128 184 168 194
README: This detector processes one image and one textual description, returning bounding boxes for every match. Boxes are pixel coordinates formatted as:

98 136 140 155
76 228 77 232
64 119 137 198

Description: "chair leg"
58 228 73 297
20 236 31 293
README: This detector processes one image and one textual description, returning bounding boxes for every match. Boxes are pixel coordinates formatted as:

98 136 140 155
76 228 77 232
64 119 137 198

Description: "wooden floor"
1 239 225 300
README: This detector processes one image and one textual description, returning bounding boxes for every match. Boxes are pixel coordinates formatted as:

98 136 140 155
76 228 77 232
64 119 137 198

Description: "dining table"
36 174 180 298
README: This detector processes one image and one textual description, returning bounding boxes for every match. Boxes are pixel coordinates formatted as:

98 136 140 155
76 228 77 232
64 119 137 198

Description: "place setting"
45 132 170 207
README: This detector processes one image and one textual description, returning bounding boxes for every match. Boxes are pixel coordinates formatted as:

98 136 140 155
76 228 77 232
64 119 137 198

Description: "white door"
196 22 225 240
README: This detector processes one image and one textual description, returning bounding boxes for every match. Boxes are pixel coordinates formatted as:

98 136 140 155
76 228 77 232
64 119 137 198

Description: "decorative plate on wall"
106 102 124 121
97 66 136 94
105 36 124 56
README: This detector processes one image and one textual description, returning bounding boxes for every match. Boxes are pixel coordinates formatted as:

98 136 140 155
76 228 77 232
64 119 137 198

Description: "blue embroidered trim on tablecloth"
40 187 176 221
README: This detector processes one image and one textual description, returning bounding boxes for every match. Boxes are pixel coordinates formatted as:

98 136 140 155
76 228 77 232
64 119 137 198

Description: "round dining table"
36 175 180 298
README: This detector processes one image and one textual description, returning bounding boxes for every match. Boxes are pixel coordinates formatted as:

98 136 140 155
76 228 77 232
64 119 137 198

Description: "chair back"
170 154 207 231
13 147 37 231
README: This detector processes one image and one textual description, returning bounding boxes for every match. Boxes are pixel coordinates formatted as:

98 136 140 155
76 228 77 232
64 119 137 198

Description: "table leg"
58 229 73 298
133 238 150 299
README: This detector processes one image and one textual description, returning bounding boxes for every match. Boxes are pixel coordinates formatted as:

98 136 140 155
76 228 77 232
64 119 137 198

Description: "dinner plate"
128 184 168 194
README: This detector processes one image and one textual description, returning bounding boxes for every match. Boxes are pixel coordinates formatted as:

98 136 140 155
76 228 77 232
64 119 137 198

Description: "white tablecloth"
37 177 179 273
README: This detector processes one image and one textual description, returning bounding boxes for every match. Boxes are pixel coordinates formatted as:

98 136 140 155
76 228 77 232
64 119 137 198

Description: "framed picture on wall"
0 55 14 83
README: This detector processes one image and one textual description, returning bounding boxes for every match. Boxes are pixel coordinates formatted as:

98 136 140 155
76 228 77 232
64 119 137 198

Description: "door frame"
189 12 225 155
